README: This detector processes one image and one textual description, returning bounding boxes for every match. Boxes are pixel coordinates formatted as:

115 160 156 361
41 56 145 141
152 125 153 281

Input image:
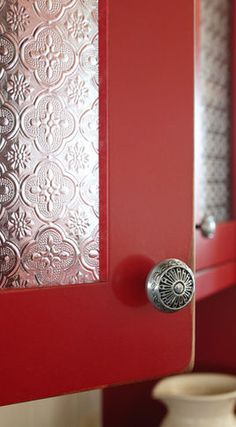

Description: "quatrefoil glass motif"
0 0 102 288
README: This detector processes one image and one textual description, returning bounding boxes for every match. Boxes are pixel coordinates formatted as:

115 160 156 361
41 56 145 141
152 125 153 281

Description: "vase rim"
152 373 236 402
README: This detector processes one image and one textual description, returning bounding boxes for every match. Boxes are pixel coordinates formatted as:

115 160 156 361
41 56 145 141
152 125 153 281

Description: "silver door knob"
196 215 216 239
146 259 195 313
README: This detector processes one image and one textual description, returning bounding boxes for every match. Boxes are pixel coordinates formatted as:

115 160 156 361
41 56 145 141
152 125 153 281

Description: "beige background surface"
0 391 101 427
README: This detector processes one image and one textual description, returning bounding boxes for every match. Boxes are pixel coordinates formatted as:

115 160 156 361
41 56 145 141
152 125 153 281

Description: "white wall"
0 391 101 427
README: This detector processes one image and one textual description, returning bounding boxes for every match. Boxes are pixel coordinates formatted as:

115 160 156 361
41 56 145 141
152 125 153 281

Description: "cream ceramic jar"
152 373 236 427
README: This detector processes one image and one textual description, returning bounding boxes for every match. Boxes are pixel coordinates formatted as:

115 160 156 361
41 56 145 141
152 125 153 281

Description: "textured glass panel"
0 0 101 288
199 0 231 222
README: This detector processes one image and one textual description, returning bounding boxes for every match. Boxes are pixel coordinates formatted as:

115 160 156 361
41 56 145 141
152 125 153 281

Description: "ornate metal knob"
146 259 195 313
197 215 216 239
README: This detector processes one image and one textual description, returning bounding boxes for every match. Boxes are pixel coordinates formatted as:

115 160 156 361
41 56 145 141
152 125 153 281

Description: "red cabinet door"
0 0 194 405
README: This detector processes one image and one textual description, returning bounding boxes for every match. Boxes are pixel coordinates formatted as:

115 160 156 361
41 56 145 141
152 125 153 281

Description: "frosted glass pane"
199 0 231 222
0 0 101 288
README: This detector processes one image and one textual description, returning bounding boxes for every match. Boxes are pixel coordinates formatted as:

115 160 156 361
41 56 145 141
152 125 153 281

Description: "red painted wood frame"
195 0 236 301
103 3 236 425
0 0 194 406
